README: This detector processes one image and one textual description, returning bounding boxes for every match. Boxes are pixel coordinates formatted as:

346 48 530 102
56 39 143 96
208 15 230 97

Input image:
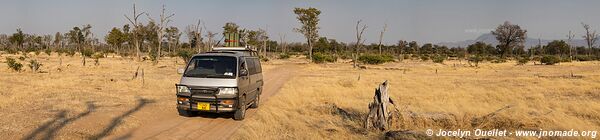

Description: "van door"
238 58 250 99
245 58 258 101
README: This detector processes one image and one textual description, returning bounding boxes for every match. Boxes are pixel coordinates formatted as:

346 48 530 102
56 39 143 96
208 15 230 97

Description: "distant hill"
437 33 588 48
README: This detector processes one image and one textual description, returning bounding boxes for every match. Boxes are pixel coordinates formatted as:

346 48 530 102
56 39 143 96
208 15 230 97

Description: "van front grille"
191 88 217 95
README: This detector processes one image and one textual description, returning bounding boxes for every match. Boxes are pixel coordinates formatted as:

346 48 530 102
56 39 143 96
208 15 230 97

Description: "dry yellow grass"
233 59 600 139
0 52 285 139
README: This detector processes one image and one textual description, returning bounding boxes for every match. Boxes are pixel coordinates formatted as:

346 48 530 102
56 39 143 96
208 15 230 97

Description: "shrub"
540 55 560 65
516 57 530 65
92 53 104 66
312 53 337 63
403 54 410 60
6 57 23 72
261 57 270 62
420 55 430 61
560 57 572 62
468 55 483 67
574 55 594 61
28 59 43 72
177 49 194 62
491 57 507 63
432 55 445 63
81 49 94 57
67 50 76 56
279 53 290 59
18 56 26 61
358 54 394 65
5 48 17 54
44 49 52 56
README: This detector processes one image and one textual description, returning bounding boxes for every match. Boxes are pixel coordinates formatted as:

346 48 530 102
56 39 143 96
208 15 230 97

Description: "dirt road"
107 64 297 140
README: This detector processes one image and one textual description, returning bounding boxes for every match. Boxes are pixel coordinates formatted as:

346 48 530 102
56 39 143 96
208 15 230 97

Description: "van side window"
253 58 262 73
246 58 256 74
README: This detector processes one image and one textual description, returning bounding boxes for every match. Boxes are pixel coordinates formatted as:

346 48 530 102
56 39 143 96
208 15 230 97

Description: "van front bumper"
177 97 237 113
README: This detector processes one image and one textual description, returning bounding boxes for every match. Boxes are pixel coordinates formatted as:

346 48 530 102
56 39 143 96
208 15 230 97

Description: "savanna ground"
233 58 600 139
0 51 274 139
1 51 600 139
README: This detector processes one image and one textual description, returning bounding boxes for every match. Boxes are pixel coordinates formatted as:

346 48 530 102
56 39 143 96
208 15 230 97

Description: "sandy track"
107 64 298 140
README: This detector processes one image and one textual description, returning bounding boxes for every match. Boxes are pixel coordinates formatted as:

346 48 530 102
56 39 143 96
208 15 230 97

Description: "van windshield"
183 56 237 78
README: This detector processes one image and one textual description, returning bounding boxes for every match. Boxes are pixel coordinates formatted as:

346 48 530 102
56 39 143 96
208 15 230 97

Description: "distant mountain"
437 33 587 48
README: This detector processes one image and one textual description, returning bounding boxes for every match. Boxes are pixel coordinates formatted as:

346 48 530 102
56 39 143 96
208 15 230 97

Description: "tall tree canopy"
293 7 321 60
491 21 527 58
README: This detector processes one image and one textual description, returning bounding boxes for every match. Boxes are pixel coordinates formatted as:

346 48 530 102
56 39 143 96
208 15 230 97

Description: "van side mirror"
239 69 248 76
177 68 185 74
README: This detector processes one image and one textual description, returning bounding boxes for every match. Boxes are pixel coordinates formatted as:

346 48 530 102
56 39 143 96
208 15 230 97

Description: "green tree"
9 28 25 49
407 41 419 54
419 43 433 55
105 27 127 55
467 42 493 56
165 26 181 55
491 21 527 58
544 40 569 57
293 7 321 61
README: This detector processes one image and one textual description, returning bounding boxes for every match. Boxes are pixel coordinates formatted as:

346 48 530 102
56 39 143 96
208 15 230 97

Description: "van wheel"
234 97 246 120
250 95 259 108
178 108 194 117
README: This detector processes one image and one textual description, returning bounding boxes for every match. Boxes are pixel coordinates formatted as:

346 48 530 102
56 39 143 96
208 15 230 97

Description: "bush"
6 57 23 72
491 57 507 63
420 55 430 61
516 57 530 65
28 59 43 72
403 54 410 60
358 54 394 65
18 56 26 61
5 48 17 54
468 55 483 67
81 49 94 57
574 55 595 61
92 53 104 65
432 55 445 63
177 49 194 62
66 49 76 56
541 55 560 65
261 57 270 62
278 53 290 59
312 53 337 63
560 57 572 62
44 49 52 56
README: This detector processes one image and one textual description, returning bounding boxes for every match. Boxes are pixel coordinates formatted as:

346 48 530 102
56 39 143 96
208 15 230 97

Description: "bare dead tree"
205 30 217 51
194 20 203 53
378 23 388 55
567 30 576 60
124 3 145 61
354 20 367 68
279 33 286 53
262 25 268 57
146 5 174 61
581 22 598 56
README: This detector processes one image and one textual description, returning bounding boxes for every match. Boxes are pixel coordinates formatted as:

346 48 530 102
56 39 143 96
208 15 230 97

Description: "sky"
1 0 599 44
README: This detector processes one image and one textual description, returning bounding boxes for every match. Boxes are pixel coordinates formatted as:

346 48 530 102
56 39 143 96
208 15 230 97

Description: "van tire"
234 96 246 120
178 108 194 117
250 95 259 108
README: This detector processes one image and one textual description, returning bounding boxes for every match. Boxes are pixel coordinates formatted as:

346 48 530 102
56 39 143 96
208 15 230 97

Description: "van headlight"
177 86 190 93
218 88 238 95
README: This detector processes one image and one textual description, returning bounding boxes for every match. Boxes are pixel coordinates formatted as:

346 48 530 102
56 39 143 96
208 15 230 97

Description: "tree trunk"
364 80 399 130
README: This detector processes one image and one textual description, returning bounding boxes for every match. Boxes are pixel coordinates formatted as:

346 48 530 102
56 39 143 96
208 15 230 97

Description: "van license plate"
197 102 210 110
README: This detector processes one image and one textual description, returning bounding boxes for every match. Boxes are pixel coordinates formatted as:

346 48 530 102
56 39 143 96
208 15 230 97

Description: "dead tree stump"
365 80 400 131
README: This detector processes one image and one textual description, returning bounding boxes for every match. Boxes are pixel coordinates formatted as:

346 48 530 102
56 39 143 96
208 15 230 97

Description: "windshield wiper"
205 74 233 78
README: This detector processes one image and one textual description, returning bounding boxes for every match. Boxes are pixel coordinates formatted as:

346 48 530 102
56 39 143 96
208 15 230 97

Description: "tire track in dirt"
108 64 298 140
